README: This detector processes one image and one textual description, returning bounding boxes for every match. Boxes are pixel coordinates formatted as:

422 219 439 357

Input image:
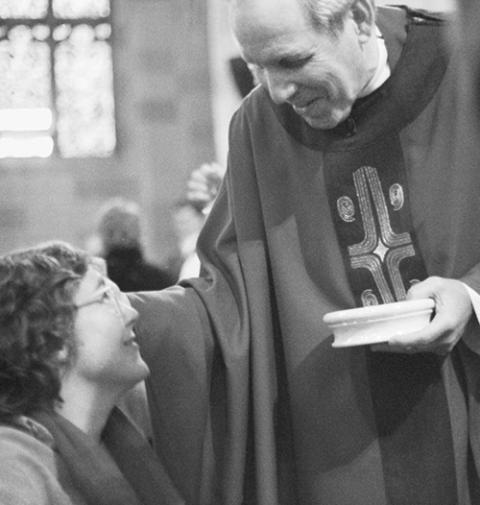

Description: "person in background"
128 1 480 504
0 247 182 505
92 198 175 292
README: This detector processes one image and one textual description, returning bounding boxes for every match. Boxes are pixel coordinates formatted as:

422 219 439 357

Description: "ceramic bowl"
323 298 435 348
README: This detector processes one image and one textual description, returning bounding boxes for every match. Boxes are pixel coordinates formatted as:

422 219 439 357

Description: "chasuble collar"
268 6 450 151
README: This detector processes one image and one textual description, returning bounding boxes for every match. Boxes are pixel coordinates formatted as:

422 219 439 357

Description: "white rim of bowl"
323 298 435 326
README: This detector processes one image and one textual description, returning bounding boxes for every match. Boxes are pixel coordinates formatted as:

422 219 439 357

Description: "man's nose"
263 69 296 104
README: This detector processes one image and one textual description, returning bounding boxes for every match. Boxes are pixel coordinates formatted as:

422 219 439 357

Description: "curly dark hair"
10 240 89 276
0 250 88 422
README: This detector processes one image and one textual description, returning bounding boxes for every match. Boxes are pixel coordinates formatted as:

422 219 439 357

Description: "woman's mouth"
124 330 138 346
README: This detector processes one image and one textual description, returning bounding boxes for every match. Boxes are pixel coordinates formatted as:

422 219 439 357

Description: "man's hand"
371 276 473 355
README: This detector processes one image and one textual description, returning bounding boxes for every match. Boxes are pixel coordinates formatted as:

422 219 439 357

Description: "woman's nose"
120 300 139 326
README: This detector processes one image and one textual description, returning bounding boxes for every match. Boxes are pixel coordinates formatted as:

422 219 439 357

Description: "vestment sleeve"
129 144 253 505
460 265 480 354
130 104 276 504
461 263 480 294
128 285 216 504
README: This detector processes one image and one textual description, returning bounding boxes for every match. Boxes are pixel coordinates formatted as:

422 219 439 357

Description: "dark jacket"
106 247 175 292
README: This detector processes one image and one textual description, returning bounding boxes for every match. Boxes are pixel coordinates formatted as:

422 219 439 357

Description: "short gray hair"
301 0 374 34
229 0 376 36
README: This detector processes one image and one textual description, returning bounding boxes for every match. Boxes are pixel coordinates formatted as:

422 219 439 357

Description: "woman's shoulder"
3 415 54 442
0 418 74 505
0 417 54 457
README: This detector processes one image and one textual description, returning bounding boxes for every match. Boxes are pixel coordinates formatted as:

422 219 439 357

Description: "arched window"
0 0 115 158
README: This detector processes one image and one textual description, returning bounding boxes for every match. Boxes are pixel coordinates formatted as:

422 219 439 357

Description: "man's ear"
350 0 376 43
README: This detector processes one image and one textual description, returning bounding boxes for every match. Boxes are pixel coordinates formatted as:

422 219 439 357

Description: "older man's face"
231 0 375 129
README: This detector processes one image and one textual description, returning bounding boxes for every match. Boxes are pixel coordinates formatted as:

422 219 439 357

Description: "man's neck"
359 26 391 98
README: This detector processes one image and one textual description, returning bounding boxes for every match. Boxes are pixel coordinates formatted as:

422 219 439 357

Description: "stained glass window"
0 0 115 158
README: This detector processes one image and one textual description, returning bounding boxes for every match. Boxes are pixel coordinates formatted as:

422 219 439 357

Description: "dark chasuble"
131 5 480 505
274 7 447 308
272 8 459 505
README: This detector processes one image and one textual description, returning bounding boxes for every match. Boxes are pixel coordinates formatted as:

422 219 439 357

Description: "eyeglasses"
75 285 125 322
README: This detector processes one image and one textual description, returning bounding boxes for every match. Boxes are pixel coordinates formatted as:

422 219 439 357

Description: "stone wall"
0 0 215 265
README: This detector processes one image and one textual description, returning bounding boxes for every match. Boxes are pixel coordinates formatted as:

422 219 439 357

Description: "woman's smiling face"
71 266 149 390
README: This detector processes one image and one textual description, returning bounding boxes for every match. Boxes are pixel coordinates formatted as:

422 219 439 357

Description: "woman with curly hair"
0 247 183 505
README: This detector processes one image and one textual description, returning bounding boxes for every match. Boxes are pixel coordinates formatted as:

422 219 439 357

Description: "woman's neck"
56 377 122 442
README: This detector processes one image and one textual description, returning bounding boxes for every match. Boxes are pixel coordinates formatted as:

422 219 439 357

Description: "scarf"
33 407 185 505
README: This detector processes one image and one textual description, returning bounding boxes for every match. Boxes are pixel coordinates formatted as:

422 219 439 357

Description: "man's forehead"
230 0 300 9
232 2 316 65
230 0 306 28
239 38 311 67
231 0 310 43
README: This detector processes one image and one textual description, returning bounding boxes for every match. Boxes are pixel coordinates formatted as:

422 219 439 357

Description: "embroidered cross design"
340 166 416 305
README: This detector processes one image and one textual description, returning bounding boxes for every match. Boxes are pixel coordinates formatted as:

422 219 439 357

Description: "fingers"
370 341 442 354
386 317 454 355
370 277 472 355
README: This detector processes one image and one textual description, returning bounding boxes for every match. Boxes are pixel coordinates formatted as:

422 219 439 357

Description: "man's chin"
304 116 340 130
302 108 351 130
